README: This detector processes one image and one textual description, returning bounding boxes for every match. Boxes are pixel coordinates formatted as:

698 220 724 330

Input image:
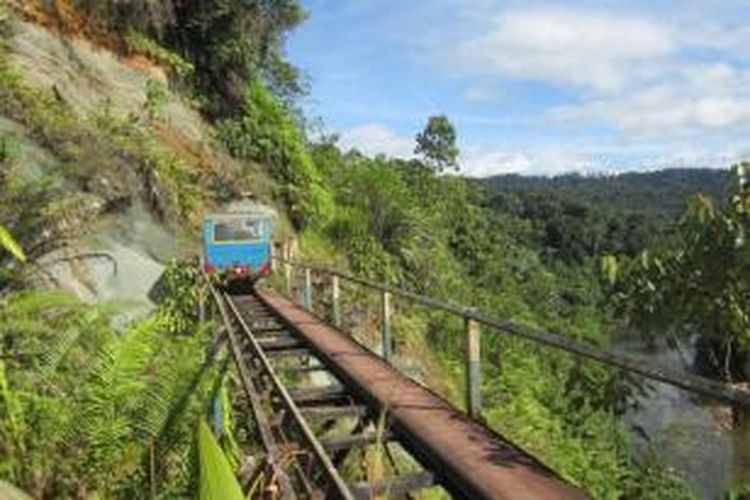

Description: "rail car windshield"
213 218 262 242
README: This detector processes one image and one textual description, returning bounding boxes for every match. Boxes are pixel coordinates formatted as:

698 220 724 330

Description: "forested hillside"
485 169 730 218
0 1 745 498
482 169 732 264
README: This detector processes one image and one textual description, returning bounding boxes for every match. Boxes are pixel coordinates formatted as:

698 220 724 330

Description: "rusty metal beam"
257 290 586 500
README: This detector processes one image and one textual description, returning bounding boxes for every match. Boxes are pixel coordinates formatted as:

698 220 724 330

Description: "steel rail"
208 284 295 498
223 292 355 500
276 258 750 407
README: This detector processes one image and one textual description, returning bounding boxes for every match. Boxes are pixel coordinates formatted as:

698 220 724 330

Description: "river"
620 339 750 498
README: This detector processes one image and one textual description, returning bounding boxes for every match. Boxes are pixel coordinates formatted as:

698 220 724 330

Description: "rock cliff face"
10 19 206 144
2 15 277 307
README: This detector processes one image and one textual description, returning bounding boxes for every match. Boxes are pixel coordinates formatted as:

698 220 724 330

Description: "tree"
73 0 308 116
414 115 459 172
612 164 750 381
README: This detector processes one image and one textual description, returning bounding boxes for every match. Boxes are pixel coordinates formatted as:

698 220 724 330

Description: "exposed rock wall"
10 20 206 144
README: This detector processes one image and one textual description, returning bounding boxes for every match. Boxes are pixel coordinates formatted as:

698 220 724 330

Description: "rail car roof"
204 211 274 221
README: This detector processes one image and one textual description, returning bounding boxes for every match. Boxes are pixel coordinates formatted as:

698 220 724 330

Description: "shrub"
125 30 194 80
218 79 332 228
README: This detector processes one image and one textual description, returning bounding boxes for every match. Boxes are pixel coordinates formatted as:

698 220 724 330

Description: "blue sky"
287 0 750 176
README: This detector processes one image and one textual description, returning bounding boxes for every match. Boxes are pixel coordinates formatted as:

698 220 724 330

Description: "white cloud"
461 146 601 177
431 4 750 148
338 123 415 158
451 7 674 91
463 86 500 104
642 146 750 169
461 148 531 177
461 143 750 178
551 65 750 138
334 124 746 178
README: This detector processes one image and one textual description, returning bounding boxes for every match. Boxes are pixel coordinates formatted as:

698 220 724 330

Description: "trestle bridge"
199 259 750 499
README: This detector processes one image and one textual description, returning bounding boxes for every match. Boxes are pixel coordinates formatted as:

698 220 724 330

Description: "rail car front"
202 212 273 284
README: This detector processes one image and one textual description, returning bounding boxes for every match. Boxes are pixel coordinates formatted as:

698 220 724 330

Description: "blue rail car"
202 212 273 283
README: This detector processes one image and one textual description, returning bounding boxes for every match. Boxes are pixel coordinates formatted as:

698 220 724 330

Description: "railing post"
331 274 341 328
381 291 392 362
283 245 292 296
304 267 313 312
465 316 482 418
198 285 205 323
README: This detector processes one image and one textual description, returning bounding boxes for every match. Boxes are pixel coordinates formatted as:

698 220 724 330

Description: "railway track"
210 284 584 499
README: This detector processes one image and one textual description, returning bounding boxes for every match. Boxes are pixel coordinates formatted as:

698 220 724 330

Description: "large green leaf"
0 225 25 262
197 418 243 500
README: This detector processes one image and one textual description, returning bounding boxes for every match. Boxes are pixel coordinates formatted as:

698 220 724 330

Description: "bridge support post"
465 317 482 418
381 291 392 362
332 275 341 328
304 268 313 312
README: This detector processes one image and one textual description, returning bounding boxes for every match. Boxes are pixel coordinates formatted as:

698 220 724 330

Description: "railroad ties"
212 286 585 499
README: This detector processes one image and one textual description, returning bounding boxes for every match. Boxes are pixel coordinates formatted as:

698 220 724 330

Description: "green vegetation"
125 30 194 80
1 1 738 497
217 79 332 229
484 169 729 219
0 225 24 262
144 78 170 122
72 0 306 116
1 264 223 497
611 165 750 381
484 169 730 265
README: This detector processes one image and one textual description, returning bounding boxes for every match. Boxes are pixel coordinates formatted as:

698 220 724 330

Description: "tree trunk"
693 334 750 382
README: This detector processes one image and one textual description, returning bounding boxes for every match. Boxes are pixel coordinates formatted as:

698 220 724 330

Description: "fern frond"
67 316 164 452
2 290 80 316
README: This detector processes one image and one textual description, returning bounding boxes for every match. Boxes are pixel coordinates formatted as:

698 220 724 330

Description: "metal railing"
274 257 750 416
